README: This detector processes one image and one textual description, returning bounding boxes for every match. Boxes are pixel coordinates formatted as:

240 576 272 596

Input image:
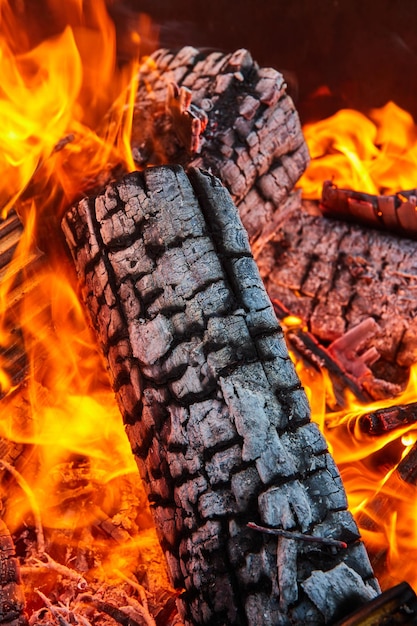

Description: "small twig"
79 595 145 626
0 458 45 553
53 133 75 153
120 601 157 626
247 522 348 549
29 552 88 590
35 589 71 626
114 568 150 612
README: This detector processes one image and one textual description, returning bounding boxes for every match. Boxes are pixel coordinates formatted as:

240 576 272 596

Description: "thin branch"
0 458 45 553
29 552 88 590
247 522 348 549
114 568 150 612
35 589 71 626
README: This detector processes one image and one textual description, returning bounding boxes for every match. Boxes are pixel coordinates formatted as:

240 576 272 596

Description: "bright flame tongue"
0 0 155 593
0 0 136 218
299 101 417 199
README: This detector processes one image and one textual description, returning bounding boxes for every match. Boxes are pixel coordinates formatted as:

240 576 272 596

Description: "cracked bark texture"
0 519 27 626
258 201 417 383
131 46 309 244
62 165 379 625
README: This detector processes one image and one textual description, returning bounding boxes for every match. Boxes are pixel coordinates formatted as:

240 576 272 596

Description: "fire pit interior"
1 1 417 625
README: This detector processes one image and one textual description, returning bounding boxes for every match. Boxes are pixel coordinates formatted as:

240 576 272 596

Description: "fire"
2 0 417 615
297 101 417 592
0 0 169 617
299 100 417 199
0 0 137 221
294 353 417 590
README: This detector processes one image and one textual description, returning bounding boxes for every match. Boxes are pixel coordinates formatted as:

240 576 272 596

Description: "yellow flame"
0 0 168 595
299 101 417 199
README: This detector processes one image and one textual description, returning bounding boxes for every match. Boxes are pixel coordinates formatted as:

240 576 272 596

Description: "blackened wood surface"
131 47 309 244
258 200 417 383
62 165 379 626
0 519 27 625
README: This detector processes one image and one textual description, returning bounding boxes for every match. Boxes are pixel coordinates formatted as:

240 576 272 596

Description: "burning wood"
2 0 417 621
257 194 417 393
0 519 27 626
61 164 380 625
131 46 309 244
320 180 417 239
357 402 417 436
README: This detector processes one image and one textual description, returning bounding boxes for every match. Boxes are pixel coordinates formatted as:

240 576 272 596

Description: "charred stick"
247 522 348 549
0 459 45 554
320 180 417 239
35 591 71 626
272 299 372 406
358 402 417 436
80 595 145 626
28 552 88 590
397 441 417 485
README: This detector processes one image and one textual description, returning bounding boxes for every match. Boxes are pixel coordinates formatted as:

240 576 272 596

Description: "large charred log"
62 165 380 626
131 46 309 245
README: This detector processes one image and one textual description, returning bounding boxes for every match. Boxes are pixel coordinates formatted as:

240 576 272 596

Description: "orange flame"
0 0 137 221
299 100 417 199
293 353 417 590
0 0 168 602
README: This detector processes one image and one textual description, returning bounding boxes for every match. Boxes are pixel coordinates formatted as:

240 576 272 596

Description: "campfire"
1 1 417 625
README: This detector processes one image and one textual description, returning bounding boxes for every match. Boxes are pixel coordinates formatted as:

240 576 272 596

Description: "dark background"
111 0 417 123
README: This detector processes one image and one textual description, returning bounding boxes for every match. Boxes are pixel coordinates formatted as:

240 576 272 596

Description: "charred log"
131 46 309 244
62 164 380 626
258 196 417 389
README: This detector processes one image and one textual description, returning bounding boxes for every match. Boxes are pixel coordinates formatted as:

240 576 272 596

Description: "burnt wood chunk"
258 195 417 387
358 402 417 436
62 165 380 625
131 47 309 244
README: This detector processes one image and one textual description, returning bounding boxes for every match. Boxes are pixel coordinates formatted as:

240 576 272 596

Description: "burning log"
0 211 45 393
258 194 417 391
62 164 380 625
321 180 417 240
131 46 309 244
357 402 417 436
